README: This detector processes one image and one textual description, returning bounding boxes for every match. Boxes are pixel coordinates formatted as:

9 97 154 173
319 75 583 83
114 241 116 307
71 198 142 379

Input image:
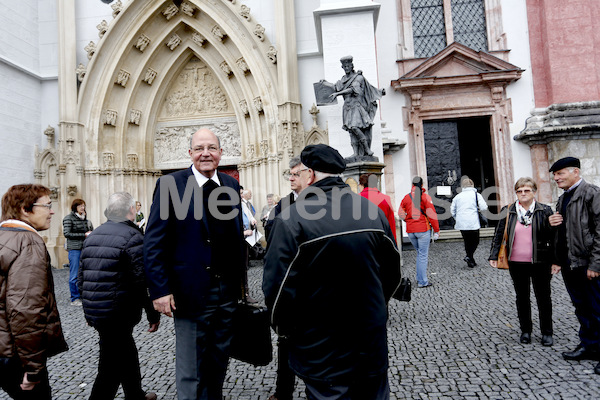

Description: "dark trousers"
460 230 480 260
508 261 553 335
304 372 390 400
561 265 600 348
89 325 146 400
0 357 51 400
174 281 237 400
274 337 296 400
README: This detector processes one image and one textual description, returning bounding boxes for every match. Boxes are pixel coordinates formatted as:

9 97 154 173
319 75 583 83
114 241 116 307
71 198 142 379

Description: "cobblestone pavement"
3 240 600 399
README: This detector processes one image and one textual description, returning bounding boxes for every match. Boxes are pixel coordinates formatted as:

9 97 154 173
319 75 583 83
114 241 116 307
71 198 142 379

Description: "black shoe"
562 345 599 360
595 362 600 375
464 256 476 268
541 335 553 347
417 283 433 288
520 332 531 344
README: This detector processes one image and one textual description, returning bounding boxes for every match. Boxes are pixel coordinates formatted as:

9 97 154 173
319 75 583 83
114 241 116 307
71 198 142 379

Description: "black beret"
549 157 580 172
301 144 346 174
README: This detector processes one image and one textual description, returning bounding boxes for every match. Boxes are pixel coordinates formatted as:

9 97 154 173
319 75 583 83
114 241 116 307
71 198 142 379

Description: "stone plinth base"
342 161 386 193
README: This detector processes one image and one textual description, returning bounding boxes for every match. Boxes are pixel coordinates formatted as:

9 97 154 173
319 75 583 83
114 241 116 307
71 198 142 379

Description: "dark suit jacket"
144 167 246 318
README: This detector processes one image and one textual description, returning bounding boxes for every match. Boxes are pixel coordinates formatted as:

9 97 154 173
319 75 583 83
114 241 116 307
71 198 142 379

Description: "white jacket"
451 187 488 230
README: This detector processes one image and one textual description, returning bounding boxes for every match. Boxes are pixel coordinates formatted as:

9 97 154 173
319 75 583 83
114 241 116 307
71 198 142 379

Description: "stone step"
438 227 496 241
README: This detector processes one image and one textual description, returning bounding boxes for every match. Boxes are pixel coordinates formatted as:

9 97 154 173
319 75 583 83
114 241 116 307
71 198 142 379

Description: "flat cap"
549 156 580 172
301 144 346 174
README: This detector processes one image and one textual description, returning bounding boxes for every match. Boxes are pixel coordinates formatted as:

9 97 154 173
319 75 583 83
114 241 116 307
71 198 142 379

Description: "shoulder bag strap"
409 193 432 229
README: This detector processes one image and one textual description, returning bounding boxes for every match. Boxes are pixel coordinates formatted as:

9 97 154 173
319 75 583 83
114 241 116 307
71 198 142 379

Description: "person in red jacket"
359 173 397 242
399 176 440 288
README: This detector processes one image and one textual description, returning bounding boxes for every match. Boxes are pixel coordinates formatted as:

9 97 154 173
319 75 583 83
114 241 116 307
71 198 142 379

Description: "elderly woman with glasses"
489 177 556 346
0 184 68 399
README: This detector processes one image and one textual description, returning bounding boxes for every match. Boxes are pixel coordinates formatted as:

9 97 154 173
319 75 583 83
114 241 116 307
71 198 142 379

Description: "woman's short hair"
1 184 51 222
71 198 86 213
514 177 537 192
461 177 474 188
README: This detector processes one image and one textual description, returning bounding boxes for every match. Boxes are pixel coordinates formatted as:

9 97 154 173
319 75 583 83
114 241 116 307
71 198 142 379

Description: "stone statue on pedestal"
314 55 385 162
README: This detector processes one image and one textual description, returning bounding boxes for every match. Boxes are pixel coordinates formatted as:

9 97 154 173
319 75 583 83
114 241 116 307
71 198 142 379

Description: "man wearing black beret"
548 156 600 374
263 144 401 399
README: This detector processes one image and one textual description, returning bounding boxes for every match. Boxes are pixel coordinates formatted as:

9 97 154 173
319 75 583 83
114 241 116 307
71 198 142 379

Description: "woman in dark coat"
62 198 93 305
489 177 556 346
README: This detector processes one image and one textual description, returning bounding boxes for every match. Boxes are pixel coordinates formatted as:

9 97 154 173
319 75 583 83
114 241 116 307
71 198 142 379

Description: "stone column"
314 0 383 160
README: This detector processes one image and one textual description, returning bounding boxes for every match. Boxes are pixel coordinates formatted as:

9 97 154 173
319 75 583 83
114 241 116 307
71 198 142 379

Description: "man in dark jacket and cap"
79 192 160 400
548 157 600 374
263 144 401 399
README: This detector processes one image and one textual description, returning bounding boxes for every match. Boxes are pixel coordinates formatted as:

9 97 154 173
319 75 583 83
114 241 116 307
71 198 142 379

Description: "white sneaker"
71 299 82 306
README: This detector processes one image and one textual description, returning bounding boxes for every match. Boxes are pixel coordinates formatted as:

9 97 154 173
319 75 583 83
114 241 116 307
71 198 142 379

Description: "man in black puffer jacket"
79 192 160 400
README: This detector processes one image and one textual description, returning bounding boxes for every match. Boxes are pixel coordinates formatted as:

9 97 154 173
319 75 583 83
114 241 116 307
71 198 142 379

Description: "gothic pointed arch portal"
75 0 297 224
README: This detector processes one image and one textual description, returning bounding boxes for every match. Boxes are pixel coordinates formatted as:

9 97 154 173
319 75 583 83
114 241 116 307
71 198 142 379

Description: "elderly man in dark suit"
144 128 246 400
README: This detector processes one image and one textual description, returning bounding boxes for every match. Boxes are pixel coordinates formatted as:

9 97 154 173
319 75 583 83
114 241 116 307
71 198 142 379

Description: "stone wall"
548 139 600 201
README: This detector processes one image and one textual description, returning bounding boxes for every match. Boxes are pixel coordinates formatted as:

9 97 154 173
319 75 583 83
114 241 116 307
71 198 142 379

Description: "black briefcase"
229 301 273 366
392 277 412 302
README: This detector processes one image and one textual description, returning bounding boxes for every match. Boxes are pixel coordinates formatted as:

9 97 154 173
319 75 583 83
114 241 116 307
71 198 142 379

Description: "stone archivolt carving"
49 187 59 200
260 140 268 157
76 63 86 82
116 69 130 87
103 152 115 169
126 154 138 169
246 144 255 159
267 46 277 64
144 68 158 85
85 41 96 59
162 3 179 20
240 5 251 21
111 1 123 18
97 20 108 38
104 110 118 126
253 97 263 113
254 24 265 41
166 34 182 51
220 61 233 77
212 25 226 41
154 122 241 168
192 33 206 47
67 185 78 197
44 125 55 144
129 109 142 125
239 100 249 116
160 58 231 118
236 57 250 74
181 2 196 17
135 34 151 52
34 169 45 179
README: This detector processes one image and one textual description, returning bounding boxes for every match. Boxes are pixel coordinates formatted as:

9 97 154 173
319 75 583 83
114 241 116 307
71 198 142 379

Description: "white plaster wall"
75 0 114 67
502 0 536 185
0 0 40 70
39 0 58 77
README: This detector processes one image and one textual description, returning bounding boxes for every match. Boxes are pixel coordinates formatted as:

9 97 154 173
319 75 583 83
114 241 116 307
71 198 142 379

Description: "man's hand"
153 295 176 318
148 321 160 333
20 374 36 391
551 264 562 274
549 212 563 227
588 269 600 280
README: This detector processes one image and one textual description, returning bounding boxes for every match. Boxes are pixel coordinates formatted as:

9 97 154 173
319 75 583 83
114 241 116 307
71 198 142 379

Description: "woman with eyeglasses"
489 177 556 346
0 184 68 399
62 198 93 306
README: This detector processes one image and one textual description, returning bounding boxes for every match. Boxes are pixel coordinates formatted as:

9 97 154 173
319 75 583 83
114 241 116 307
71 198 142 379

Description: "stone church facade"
1 0 599 266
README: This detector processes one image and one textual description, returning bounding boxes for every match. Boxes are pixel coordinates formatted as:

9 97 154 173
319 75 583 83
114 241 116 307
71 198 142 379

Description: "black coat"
263 177 401 383
63 212 93 251
489 202 555 264
78 219 158 328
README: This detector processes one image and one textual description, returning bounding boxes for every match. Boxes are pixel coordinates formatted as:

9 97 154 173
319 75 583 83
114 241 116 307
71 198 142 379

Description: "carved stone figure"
239 100 249 116
212 25 226 41
181 2 195 16
126 154 138 169
162 3 179 20
85 41 96 59
144 68 157 85
316 55 385 162
97 20 108 38
166 34 182 51
111 0 123 18
116 69 130 87
220 61 232 76
76 63 86 82
267 46 277 64
129 109 142 125
102 152 114 169
135 34 151 52
236 57 250 74
104 110 118 126
240 5 251 21
253 97 263 113
254 24 265 41
192 33 206 46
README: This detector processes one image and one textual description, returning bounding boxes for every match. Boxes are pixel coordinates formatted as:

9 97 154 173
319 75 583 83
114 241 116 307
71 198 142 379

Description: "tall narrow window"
452 0 488 51
411 0 447 58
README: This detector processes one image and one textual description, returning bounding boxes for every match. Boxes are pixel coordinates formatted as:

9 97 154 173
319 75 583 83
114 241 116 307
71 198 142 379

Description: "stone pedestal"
342 161 386 193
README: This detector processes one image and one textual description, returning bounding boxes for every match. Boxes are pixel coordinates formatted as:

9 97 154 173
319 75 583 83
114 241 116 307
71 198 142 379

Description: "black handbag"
248 243 265 260
229 300 273 366
475 191 488 227
392 277 412 302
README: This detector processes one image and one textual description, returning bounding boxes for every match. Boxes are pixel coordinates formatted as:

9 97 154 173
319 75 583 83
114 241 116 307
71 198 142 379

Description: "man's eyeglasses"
191 145 220 154
516 189 533 194
289 168 309 178
33 202 53 209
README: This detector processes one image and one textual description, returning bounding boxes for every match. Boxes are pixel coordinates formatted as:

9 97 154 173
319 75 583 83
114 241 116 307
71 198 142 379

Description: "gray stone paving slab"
2 240 600 399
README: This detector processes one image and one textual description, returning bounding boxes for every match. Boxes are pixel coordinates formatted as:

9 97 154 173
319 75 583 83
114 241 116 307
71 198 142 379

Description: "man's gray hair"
105 192 135 221
289 156 302 169
314 171 335 182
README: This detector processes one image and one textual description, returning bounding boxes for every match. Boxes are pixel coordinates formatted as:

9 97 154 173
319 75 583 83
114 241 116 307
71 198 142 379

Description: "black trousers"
274 336 296 400
89 324 146 400
561 265 600 349
460 230 480 260
508 261 553 335
0 357 51 400
304 371 389 400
